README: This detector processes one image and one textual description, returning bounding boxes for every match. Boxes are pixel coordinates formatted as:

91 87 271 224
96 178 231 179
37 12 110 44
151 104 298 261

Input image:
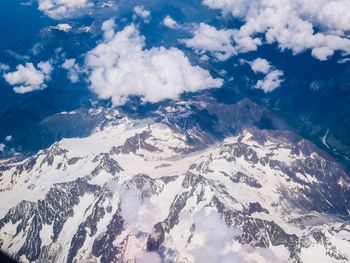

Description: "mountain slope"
0 99 349 263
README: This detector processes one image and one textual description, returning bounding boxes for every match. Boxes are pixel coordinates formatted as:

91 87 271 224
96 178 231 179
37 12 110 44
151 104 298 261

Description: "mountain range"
0 97 349 262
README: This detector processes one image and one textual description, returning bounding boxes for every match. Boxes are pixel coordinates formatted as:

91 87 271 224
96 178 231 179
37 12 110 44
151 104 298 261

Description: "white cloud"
200 54 209 62
182 23 236 61
136 252 162 263
5 135 12 142
249 58 284 92
250 58 270 74
255 70 284 93
202 0 350 60
120 188 141 225
38 61 53 75
38 0 93 19
0 143 5 152
101 18 115 41
3 61 52 94
133 5 151 23
85 20 223 106
0 63 9 71
7 50 30 61
317 1 350 32
163 15 179 29
187 210 247 263
106 180 159 234
338 57 350 64
311 46 334 61
182 23 261 61
234 35 262 53
62 58 83 83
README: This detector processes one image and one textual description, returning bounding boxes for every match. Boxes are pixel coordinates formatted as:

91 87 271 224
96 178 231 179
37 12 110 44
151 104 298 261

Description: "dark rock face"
0 178 99 262
67 191 109 263
286 164 350 216
224 210 298 249
114 131 159 154
165 192 191 230
144 160 303 259
124 173 164 198
0 251 16 263
155 98 289 150
67 157 80 166
91 207 124 263
229 171 262 188
246 202 269 215
91 153 123 177
147 223 165 252
40 145 69 168
214 128 350 217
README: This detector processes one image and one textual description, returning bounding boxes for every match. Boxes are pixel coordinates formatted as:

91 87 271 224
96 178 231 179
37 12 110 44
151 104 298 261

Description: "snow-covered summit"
0 99 349 263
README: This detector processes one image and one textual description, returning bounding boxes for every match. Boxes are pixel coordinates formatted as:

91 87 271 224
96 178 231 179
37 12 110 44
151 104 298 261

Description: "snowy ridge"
0 99 349 262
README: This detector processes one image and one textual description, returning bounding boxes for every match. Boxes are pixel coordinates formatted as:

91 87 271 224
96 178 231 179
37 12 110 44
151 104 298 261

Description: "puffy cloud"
316 1 350 32
133 5 151 23
85 20 223 106
255 70 284 93
250 58 270 74
101 18 115 41
62 58 83 83
202 0 350 60
182 23 261 61
163 15 179 29
234 35 261 53
311 46 334 61
182 23 236 61
3 61 52 94
38 0 93 19
249 58 284 92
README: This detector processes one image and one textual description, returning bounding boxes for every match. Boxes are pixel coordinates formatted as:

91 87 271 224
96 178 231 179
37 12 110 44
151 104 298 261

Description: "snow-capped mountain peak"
0 99 349 262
